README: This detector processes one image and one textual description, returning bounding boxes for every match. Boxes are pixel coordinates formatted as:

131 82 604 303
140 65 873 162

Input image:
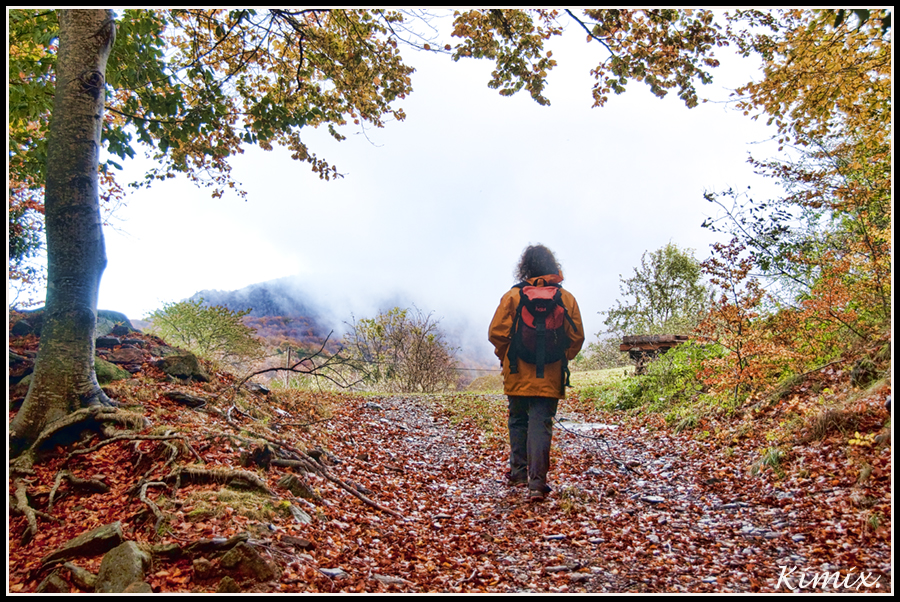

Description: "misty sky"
92 11 781 362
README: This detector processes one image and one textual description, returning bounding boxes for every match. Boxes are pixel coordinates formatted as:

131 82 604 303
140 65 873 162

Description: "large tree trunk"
9 10 117 458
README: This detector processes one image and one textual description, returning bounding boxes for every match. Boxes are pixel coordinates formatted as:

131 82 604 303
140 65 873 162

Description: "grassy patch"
433 393 507 445
799 407 861 443
466 374 503 393
750 446 786 477
569 367 632 388
178 487 281 522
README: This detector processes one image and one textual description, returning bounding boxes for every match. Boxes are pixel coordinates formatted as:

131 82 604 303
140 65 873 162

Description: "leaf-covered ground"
8 346 892 593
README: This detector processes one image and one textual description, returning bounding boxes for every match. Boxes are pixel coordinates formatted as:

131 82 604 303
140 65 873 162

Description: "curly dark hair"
514 244 561 282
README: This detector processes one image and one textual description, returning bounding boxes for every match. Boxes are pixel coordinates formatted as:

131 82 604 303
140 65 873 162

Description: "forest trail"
312 394 891 593
9 384 891 594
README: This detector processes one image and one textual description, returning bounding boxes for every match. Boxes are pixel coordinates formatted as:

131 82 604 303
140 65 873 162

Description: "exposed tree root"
181 531 250 557
32 406 149 453
163 466 276 496
138 481 168 534
10 407 150 474
48 470 110 511
67 433 203 464
12 479 62 545
80 385 120 410
215 410 405 520
270 458 313 473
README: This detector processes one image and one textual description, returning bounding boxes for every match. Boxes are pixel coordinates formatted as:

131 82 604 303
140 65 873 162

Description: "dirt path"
315 394 891 593
9 386 888 593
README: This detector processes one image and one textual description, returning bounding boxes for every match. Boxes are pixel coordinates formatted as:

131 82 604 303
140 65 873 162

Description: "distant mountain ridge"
188 277 318 319
187 277 336 350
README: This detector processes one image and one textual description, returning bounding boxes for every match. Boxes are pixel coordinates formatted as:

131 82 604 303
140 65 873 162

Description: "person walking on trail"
488 244 585 502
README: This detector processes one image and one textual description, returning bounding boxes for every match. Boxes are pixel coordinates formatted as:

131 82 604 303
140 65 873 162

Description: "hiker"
488 244 584 502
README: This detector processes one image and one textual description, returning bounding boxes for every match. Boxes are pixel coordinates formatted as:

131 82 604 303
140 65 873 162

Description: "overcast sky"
93 11 781 362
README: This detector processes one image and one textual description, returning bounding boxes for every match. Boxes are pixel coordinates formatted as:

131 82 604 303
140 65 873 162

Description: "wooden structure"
620 334 690 374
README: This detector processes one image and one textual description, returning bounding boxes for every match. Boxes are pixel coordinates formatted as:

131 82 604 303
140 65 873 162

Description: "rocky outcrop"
9 308 140 339
96 309 140 337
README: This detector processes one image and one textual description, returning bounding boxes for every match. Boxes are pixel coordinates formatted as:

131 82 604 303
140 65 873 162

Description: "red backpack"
508 278 578 384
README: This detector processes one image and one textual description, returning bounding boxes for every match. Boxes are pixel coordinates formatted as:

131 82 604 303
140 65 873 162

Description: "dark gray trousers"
507 396 558 493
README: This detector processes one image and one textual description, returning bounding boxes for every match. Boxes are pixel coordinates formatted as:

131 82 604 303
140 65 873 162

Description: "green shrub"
146 298 264 367
614 340 726 412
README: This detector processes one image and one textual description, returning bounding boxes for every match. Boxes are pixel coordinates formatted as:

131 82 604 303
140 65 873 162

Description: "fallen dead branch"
214 411 405 520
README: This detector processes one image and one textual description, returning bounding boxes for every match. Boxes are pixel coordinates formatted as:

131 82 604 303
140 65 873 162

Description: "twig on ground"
218 415 405 520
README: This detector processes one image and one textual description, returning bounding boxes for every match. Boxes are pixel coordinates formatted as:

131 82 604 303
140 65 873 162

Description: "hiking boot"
528 489 547 502
505 471 527 488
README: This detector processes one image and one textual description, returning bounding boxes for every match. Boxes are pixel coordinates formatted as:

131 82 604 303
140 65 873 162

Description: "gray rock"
42 522 125 566
110 324 133 337
96 310 138 337
219 542 278 582
246 382 270 395
62 562 97 590
156 353 210 382
107 347 145 364
96 336 121 349
11 319 34 336
95 541 151 593
123 581 153 593
95 357 131 385
193 557 215 580
319 568 348 579
36 570 70 593
278 474 319 501
282 536 315 550
12 308 44 335
288 505 313 525
149 344 184 358
373 573 412 586
217 576 242 593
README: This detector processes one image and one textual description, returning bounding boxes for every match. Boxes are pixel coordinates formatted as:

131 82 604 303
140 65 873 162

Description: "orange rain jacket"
488 273 585 399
